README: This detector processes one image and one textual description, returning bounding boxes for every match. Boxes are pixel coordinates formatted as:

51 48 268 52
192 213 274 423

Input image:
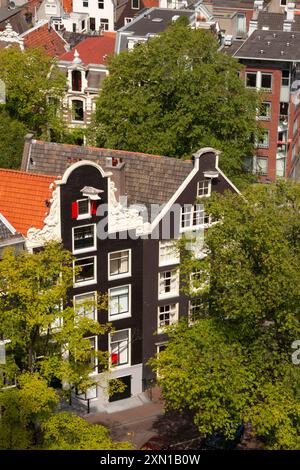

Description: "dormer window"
72 70 82 91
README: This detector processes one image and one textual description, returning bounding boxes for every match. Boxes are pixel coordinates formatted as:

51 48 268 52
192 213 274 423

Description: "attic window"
72 70 82 91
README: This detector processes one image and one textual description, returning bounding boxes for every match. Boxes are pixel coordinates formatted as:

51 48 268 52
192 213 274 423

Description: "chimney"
286 2 295 22
248 19 258 36
105 157 125 200
254 0 264 11
21 133 34 171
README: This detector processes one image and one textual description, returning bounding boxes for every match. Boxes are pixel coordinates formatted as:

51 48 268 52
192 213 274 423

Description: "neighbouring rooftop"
59 32 116 65
234 29 300 61
0 169 56 236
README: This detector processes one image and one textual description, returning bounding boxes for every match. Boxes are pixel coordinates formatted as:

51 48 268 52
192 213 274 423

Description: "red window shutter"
111 353 118 365
72 201 78 219
91 200 97 215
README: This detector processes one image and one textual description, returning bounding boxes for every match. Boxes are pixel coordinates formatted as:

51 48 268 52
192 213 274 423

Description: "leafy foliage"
0 242 109 393
0 108 28 168
91 19 261 185
0 47 66 139
152 182 300 449
41 412 132 450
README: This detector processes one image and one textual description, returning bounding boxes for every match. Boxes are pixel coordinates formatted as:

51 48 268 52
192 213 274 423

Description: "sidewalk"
85 387 164 448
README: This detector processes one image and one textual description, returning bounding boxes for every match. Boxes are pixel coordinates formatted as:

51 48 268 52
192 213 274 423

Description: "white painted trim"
149 147 225 233
57 160 111 185
108 284 131 321
158 268 179 300
72 223 97 254
0 212 16 234
157 302 179 334
109 327 131 369
73 255 97 287
108 248 132 280
73 290 97 320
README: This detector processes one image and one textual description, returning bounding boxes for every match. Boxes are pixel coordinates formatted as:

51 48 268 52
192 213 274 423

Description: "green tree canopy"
0 373 131 450
0 242 109 393
91 19 261 184
151 181 300 449
0 108 27 168
0 47 66 139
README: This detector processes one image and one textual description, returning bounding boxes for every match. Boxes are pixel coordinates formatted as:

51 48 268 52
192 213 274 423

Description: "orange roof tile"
23 23 67 58
59 33 116 65
143 0 159 7
0 170 57 236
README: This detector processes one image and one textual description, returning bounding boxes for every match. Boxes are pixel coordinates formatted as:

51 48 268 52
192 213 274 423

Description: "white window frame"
72 224 96 255
108 249 131 280
190 268 210 293
254 156 268 176
108 285 131 321
197 179 211 198
159 240 180 267
71 99 84 123
100 18 109 31
259 101 271 121
98 0 104 8
158 269 179 300
77 198 91 220
131 0 140 9
245 71 257 89
124 17 133 25
180 204 210 232
257 129 269 149
109 328 131 369
73 291 97 320
261 73 272 92
157 303 179 333
84 335 98 375
189 298 206 324
73 256 97 287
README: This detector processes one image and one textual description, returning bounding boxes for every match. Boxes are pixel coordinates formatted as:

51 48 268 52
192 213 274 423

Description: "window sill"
77 214 92 220
158 292 179 300
73 246 97 255
108 312 131 322
108 272 131 281
74 279 97 288
110 363 131 370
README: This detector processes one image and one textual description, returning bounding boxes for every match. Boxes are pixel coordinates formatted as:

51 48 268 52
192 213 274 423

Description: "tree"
0 47 66 139
151 181 300 449
0 242 109 394
0 108 28 168
0 373 132 450
91 18 261 185
41 413 132 450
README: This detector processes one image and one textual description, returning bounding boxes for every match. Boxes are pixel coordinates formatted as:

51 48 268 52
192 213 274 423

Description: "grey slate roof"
25 140 193 206
257 11 300 32
119 8 195 37
0 213 24 245
234 29 300 62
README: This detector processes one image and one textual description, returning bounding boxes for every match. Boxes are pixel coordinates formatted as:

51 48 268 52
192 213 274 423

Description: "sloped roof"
23 140 193 207
59 33 116 65
22 22 67 57
0 169 56 236
257 11 300 32
63 0 73 13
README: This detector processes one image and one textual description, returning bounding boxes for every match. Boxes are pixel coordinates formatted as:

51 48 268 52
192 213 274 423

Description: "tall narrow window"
158 270 179 298
131 0 139 8
110 329 130 367
108 250 131 279
158 304 178 332
72 100 84 121
72 69 82 92
109 285 130 320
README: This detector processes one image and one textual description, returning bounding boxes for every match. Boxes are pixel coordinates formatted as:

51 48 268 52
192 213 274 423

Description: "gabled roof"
22 22 68 57
22 139 193 207
59 33 116 65
0 169 56 236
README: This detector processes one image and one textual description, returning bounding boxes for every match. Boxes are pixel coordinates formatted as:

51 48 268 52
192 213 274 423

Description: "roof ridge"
34 140 193 164
0 168 57 179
